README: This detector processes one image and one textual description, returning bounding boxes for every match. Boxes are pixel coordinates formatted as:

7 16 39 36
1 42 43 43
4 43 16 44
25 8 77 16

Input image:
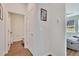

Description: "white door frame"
5 10 27 53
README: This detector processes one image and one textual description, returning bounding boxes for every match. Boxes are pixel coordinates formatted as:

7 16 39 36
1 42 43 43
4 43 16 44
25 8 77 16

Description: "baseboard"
41 52 55 56
2 50 8 56
0 49 9 56
46 53 55 56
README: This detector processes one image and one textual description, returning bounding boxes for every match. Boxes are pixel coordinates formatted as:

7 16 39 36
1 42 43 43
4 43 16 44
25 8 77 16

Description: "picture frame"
41 8 47 21
66 19 75 33
0 4 3 20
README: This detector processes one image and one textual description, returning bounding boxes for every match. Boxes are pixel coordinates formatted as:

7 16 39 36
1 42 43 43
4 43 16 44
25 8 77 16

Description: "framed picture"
66 19 75 33
0 4 3 20
41 8 47 21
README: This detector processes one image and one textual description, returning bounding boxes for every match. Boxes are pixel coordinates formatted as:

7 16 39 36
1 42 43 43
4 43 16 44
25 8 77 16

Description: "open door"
7 13 12 49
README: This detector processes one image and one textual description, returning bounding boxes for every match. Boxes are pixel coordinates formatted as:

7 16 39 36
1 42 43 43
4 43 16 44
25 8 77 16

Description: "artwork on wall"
41 8 47 21
66 19 75 33
0 3 3 20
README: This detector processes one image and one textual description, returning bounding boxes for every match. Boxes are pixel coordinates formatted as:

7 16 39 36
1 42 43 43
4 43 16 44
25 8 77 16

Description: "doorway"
7 12 25 48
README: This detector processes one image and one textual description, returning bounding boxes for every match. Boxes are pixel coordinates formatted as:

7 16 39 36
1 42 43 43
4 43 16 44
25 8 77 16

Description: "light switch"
57 19 59 23
31 33 34 36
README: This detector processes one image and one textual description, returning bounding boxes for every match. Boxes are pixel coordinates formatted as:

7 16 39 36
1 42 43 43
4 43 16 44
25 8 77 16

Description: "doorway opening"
7 12 25 48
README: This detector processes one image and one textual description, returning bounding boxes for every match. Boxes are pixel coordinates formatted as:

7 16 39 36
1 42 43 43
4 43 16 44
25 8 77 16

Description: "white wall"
4 3 27 15
27 3 65 56
66 3 79 15
0 4 7 55
25 4 40 55
38 3 65 56
0 21 5 55
66 3 79 17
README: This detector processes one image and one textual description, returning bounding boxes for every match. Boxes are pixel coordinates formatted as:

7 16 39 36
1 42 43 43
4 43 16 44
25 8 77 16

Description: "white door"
8 13 12 45
9 13 24 42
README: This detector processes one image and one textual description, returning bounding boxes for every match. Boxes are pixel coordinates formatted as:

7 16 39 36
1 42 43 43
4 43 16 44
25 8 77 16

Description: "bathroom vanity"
67 36 79 51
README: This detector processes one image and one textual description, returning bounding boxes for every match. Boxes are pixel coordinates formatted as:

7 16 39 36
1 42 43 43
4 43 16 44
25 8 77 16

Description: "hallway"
5 40 33 56
0 3 65 56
